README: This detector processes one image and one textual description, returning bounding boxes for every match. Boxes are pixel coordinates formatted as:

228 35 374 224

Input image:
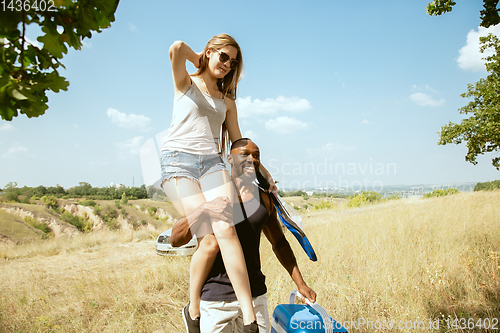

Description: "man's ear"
227 154 233 164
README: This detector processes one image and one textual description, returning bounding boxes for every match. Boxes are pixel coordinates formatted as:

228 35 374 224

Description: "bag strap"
289 290 333 333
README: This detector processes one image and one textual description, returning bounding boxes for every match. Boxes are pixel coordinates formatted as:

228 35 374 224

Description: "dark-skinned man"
171 138 316 333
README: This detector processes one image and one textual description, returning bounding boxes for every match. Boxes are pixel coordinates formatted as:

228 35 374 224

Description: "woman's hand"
267 176 278 193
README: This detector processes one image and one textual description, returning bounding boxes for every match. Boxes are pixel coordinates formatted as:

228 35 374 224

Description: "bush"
40 195 58 209
24 216 51 234
347 190 383 208
19 196 30 204
385 193 402 200
147 206 157 216
60 211 92 232
474 180 500 191
114 200 121 209
129 217 139 230
79 199 96 207
101 206 118 222
120 193 128 205
423 188 459 198
3 191 19 202
106 218 120 230
347 194 368 208
94 205 102 215
313 199 337 210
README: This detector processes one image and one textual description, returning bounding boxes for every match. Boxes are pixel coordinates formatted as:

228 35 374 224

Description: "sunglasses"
214 49 239 69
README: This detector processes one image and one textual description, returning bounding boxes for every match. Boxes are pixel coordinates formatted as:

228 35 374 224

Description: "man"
170 138 316 333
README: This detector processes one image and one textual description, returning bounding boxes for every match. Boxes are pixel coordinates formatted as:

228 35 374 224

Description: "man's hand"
200 196 232 224
298 285 317 304
170 196 232 247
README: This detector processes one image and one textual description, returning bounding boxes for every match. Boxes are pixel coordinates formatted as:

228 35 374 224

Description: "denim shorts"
160 150 227 183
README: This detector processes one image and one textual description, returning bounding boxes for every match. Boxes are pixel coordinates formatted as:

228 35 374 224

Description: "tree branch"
20 4 26 80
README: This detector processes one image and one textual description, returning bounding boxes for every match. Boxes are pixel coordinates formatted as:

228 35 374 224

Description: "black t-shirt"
200 191 270 301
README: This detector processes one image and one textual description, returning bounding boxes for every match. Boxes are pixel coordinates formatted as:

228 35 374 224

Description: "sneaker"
182 303 200 333
243 321 259 333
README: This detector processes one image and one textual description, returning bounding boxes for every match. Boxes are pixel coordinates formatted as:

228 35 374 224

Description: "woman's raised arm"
169 41 200 94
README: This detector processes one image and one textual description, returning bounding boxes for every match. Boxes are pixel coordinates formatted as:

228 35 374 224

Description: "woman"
161 34 274 333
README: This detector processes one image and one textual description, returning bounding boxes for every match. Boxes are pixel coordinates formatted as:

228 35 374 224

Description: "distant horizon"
1 179 492 192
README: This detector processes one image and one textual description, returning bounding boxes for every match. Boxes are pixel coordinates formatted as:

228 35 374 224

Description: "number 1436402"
1 0 56 12
444 317 498 330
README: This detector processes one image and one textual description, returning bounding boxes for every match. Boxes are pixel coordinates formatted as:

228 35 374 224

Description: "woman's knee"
200 234 220 257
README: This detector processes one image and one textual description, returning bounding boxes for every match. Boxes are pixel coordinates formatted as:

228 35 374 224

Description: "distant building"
306 191 314 196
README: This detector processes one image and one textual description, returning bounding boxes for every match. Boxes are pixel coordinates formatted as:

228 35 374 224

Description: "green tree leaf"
0 0 120 121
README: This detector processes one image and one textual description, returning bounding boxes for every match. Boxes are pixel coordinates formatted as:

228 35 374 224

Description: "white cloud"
2 144 28 158
243 130 259 140
0 123 15 131
237 96 312 118
361 119 369 125
457 24 500 72
116 136 146 160
107 108 152 131
265 116 310 134
306 142 357 157
410 93 445 107
129 23 137 31
412 84 439 93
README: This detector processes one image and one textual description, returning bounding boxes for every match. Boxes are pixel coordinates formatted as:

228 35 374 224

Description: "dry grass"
0 229 189 332
0 209 42 243
0 191 499 332
263 190 500 332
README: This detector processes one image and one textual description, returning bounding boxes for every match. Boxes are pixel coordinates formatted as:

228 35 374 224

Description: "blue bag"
271 290 348 333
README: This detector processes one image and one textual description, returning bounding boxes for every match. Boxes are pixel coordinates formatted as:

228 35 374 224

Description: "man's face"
229 141 260 179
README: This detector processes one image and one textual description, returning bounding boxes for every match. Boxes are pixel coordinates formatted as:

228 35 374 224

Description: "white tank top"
162 81 227 155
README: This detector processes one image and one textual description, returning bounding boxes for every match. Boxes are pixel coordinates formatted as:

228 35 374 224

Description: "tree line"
1 181 148 201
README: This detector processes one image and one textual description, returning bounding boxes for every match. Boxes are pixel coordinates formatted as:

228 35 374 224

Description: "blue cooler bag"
271 290 348 333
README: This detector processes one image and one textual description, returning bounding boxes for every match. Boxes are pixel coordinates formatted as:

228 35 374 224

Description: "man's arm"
262 194 316 303
170 196 232 247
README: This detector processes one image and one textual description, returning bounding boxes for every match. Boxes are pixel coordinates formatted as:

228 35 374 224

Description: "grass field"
0 191 499 332
0 209 41 244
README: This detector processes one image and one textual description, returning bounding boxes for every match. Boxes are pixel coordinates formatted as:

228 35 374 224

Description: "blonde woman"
161 34 275 333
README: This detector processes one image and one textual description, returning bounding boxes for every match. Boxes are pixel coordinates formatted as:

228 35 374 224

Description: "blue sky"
1 0 499 191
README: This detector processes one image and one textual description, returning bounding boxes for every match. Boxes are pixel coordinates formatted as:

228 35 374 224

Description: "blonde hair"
194 33 243 99
194 33 244 157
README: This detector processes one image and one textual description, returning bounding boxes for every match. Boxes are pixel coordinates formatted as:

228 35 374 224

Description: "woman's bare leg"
200 170 256 325
162 178 208 320
188 234 219 318
162 173 256 325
